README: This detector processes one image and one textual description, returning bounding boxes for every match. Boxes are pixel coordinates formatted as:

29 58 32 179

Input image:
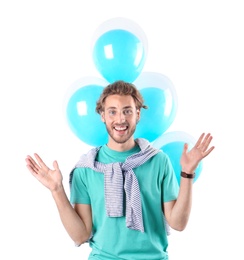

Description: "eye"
108 110 116 116
123 109 133 115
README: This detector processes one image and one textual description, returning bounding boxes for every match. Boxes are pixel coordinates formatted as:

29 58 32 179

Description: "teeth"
115 126 127 131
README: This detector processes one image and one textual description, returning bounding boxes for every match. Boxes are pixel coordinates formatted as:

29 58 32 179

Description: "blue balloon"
66 83 108 147
134 72 178 142
92 29 146 83
152 131 203 185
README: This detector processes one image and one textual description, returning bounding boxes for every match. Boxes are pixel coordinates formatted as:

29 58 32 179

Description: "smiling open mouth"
114 125 128 132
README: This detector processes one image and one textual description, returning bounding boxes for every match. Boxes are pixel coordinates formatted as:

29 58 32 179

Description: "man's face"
101 94 140 145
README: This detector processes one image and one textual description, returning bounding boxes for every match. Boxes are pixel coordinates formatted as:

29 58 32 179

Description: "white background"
1 0 243 259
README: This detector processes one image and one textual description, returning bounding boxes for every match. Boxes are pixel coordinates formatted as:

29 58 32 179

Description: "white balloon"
152 130 196 149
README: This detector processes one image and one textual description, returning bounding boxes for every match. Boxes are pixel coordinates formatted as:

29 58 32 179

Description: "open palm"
180 133 215 173
25 153 63 192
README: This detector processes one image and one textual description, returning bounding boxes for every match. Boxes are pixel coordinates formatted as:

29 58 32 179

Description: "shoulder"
146 149 173 173
69 166 96 187
152 149 170 161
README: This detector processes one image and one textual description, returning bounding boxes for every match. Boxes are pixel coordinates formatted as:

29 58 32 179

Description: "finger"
183 143 188 153
201 133 213 151
26 164 36 175
25 160 40 176
53 160 59 171
25 156 40 173
25 159 35 173
33 153 49 171
203 145 215 158
195 133 205 148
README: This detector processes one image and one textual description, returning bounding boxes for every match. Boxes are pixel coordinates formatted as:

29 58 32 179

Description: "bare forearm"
168 132 214 231
51 185 90 244
169 178 193 231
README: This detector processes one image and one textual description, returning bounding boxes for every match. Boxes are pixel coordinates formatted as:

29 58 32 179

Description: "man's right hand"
25 153 63 192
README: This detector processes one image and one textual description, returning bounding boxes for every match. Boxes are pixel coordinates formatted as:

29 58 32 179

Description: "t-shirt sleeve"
161 153 179 202
70 168 91 205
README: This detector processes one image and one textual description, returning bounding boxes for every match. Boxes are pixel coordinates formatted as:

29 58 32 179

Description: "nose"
117 111 126 123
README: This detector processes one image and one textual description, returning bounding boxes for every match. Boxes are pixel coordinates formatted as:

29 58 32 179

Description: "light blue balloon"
135 87 177 142
152 131 203 185
66 84 107 147
134 72 178 143
92 29 146 83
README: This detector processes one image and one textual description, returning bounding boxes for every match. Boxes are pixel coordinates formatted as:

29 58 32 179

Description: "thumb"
183 143 188 154
53 160 59 171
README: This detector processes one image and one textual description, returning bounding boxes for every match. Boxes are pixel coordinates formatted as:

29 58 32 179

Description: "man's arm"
26 153 92 245
163 133 214 231
163 178 193 231
51 186 92 245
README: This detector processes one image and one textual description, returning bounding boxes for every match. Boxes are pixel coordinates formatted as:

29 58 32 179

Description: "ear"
136 109 141 122
101 112 105 123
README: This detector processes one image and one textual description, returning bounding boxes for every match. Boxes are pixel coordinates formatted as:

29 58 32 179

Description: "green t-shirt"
70 144 179 260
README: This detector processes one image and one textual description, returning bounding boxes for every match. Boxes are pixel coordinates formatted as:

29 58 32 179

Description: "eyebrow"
106 106 133 110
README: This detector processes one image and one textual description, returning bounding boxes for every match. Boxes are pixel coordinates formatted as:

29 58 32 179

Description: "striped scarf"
69 138 160 232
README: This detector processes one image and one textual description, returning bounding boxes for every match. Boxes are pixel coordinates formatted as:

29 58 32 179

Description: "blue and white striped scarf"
69 138 161 232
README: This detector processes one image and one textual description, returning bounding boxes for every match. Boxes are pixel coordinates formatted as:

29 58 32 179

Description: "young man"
26 80 214 260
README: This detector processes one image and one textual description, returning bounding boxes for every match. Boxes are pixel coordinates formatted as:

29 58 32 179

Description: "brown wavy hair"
96 80 148 114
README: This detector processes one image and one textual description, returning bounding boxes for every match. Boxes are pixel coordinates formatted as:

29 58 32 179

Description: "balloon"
65 77 109 147
134 72 178 142
91 17 148 83
152 131 203 185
